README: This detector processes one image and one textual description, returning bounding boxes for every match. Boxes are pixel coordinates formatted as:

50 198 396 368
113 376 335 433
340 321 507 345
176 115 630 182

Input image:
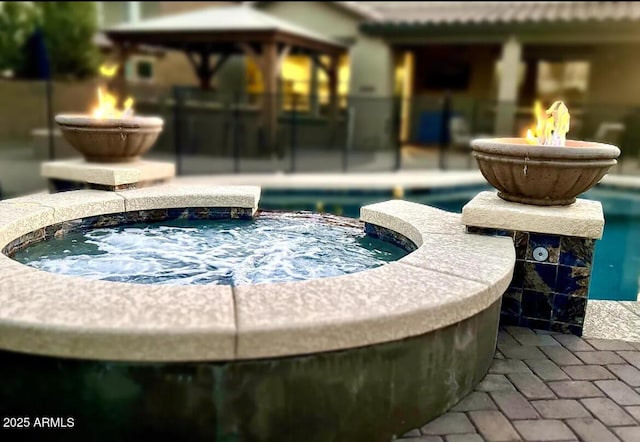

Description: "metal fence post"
394 96 402 171
46 79 55 160
172 86 183 175
289 94 297 173
439 92 452 170
233 92 241 174
344 103 354 172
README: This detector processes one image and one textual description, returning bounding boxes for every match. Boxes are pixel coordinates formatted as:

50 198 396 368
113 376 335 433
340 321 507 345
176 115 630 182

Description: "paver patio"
395 326 640 442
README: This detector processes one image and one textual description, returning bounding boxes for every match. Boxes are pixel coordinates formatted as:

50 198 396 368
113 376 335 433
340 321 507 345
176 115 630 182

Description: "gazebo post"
113 41 130 104
185 47 231 91
312 53 340 142
328 54 340 138
262 41 279 157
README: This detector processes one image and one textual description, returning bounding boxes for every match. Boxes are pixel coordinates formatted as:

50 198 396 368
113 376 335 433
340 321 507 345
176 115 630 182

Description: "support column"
127 1 141 23
262 41 278 156
494 36 522 135
328 54 340 138
400 51 414 143
462 191 604 336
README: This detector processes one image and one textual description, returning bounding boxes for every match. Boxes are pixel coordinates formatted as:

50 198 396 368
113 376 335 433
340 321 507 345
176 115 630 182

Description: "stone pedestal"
41 159 176 193
462 191 605 335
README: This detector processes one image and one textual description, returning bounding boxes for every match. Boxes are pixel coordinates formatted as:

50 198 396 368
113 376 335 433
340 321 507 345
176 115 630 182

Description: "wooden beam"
209 53 230 79
107 29 347 55
275 44 291 74
311 54 330 75
185 50 200 72
237 42 264 72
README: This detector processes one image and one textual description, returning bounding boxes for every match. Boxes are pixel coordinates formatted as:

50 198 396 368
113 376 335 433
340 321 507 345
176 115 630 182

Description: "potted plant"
471 101 620 206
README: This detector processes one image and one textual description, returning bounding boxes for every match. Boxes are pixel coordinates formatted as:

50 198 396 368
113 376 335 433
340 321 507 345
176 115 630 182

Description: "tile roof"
107 4 345 48
359 2 640 26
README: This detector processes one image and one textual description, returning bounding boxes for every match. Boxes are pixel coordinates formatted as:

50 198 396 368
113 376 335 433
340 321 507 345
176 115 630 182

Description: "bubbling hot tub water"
12 212 408 286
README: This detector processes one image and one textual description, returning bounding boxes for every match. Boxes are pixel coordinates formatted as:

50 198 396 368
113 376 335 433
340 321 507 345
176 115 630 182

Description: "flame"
99 63 119 78
91 63 135 119
524 100 570 146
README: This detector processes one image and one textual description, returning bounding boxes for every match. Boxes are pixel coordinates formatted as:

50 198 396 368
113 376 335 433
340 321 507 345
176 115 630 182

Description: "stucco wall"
572 44 640 141
259 1 393 98
0 80 98 141
588 45 640 106
251 2 395 150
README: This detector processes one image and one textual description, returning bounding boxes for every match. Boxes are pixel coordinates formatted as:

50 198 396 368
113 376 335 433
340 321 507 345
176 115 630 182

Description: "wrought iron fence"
0 79 639 198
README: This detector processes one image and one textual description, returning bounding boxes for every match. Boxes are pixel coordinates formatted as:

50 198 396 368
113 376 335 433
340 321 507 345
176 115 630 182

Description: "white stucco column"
128 1 141 23
494 36 522 135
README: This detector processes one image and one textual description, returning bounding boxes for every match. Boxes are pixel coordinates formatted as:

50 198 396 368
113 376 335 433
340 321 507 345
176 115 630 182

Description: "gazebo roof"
105 5 346 55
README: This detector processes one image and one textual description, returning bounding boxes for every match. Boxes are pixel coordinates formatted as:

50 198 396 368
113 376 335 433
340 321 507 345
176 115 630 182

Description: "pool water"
261 185 639 301
12 212 408 286
582 187 640 302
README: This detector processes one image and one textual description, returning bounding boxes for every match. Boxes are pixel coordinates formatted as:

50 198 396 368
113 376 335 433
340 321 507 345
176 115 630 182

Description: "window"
136 60 153 80
422 59 471 91
126 56 155 84
537 61 590 102
246 54 350 111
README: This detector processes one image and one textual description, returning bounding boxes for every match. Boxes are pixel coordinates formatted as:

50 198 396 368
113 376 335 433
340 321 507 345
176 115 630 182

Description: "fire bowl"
471 137 620 206
55 114 164 163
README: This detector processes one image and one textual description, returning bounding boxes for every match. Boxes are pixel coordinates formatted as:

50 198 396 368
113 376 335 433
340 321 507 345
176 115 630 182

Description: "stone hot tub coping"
0 186 514 362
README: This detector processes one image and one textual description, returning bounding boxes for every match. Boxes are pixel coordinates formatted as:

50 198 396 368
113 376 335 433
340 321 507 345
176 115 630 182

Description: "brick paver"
524 359 570 381
420 413 475 435
613 426 640 442
468 411 520 441
490 391 539 420
553 334 595 352
595 380 640 405
451 392 497 412
531 399 590 419
489 359 533 375
566 417 620 442
617 351 640 369
476 374 516 393
562 364 616 380
586 338 635 351
575 351 626 365
607 364 640 387
507 373 555 399
395 327 640 442
540 346 583 366
547 380 605 398
512 419 575 441
580 397 636 426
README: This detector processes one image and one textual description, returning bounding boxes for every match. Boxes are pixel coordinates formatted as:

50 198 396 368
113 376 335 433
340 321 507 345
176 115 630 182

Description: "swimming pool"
260 184 638 302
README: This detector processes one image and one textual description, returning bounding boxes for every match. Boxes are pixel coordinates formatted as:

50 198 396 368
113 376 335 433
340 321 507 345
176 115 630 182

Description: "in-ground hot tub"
0 186 514 441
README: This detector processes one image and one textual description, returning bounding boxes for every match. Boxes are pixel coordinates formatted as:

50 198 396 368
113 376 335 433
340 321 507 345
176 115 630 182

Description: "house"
248 1 640 146
99 2 640 152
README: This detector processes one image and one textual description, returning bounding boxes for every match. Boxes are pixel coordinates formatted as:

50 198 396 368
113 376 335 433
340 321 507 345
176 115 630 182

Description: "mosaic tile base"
364 223 418 252
466 226 596 336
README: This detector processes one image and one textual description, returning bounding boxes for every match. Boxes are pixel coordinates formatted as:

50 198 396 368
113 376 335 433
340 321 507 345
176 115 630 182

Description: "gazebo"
104 4 347 154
